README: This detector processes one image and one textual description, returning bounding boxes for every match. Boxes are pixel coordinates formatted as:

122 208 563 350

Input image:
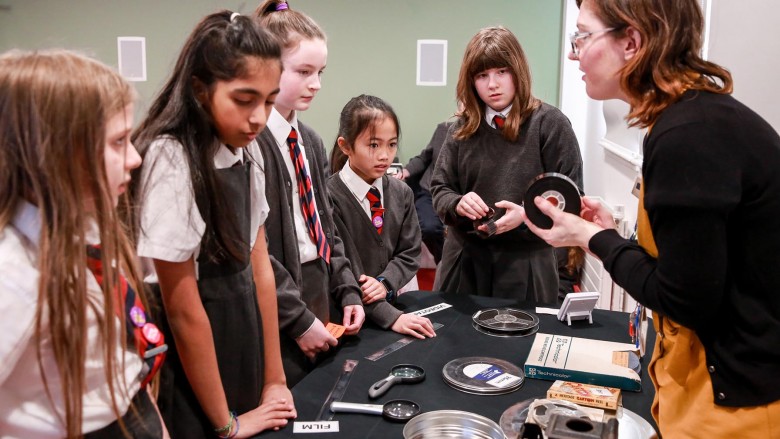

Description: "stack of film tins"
442 357 524 395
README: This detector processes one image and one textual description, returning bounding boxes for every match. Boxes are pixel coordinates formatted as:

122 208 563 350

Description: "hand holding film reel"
480 172 583 236
523 175 618 250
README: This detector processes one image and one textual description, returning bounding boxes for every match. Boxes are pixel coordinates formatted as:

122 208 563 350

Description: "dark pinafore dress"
153 160 265 438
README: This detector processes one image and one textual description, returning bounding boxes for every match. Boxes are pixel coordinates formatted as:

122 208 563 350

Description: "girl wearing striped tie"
328 95 437 340
431 26 583 304
132 11 295 438
0 50 166 438
254 0 366 387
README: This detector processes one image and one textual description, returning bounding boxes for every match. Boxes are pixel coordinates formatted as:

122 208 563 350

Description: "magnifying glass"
368 364 426 399
330 399 421 423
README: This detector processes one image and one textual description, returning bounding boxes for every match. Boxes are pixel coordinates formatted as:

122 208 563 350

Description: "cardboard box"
547 380 621 410
523 333 642 391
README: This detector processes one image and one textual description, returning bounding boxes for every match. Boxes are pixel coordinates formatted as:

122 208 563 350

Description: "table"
258 291 657 438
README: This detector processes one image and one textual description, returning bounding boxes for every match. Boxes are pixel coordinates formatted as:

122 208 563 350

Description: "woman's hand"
522 196 604 249
580 196 617 230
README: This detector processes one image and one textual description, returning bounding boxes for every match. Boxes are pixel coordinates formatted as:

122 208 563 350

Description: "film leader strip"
315 359 359 421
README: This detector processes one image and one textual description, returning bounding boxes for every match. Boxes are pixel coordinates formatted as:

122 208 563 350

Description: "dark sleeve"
379 185 421 292
269 255 316 338
430 135 467 227
591 123 738 331
364 300 404 329
406 123 444 179
305 126 363 309
539 107 583 190
316 141 363 308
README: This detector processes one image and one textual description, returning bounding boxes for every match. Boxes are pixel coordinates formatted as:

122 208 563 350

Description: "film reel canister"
523 173 581 229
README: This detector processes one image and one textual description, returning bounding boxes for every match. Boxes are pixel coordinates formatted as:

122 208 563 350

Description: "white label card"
293 421 339 433
411 302 452 316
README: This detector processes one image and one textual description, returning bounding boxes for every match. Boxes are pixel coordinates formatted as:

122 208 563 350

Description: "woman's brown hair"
0 49 141 437
578 0 733 128
455 26 540 142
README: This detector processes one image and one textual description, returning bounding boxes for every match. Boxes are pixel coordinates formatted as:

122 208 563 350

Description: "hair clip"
230 12 241 22
275 1 289 11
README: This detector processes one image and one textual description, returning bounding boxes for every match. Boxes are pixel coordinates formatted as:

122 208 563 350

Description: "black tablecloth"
257 291 657 438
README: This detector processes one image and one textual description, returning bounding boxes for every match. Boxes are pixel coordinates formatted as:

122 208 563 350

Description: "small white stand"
557 292 600 326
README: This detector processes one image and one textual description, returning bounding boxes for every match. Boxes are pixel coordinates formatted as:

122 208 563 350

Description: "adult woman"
509 0 780 437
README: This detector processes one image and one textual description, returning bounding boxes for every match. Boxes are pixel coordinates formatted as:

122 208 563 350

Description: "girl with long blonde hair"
0 49 165 438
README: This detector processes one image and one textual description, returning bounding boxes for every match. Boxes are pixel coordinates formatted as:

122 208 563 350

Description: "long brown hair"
578 0 733 128
455 26 540 142
0 49 141 437
131 11 281 265
255 0 326 50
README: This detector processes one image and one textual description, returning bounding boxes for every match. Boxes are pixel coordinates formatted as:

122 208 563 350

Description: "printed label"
462 363 521 388
293 422 339 433
411 302 452 316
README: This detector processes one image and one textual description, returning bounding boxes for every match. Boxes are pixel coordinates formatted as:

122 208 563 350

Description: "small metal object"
403 410 505 439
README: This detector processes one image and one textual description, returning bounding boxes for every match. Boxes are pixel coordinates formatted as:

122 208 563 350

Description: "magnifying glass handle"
368 375 401 399
330 401 384 415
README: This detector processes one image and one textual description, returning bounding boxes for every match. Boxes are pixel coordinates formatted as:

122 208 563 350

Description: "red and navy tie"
366 186 384 235
86 245 166 387
287 127 331 263
493 114 506 130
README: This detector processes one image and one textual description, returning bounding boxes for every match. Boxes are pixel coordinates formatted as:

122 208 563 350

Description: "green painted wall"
0 0 564 161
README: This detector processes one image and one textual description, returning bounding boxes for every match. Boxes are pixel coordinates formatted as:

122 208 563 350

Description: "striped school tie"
493 114 506 130
287 127 331 263
366 186 384 234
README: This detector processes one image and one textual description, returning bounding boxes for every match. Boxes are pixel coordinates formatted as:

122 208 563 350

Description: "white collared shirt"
137 135 269 282
485 104 513 128
267 108 319 264
0 201 143 437
339 160 383 219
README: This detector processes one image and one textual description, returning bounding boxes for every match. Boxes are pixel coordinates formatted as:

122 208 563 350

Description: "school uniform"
328 163 421 328
137 136 269 437
256 108 363 386
0 201 160 438
431 102 583 304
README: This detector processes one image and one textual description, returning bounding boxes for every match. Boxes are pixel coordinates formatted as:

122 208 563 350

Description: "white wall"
707 0 780 132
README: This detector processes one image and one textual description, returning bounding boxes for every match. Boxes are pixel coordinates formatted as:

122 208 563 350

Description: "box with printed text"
523 333 642 392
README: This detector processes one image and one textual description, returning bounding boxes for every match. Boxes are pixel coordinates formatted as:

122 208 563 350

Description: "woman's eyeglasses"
569 28 616 58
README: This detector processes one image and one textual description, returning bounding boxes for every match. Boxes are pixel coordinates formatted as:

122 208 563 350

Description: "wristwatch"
376 276 396 304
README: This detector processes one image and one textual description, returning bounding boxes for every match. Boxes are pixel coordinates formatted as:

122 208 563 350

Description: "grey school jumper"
256 121 363 383
328 174 421 328
431 102 583 303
